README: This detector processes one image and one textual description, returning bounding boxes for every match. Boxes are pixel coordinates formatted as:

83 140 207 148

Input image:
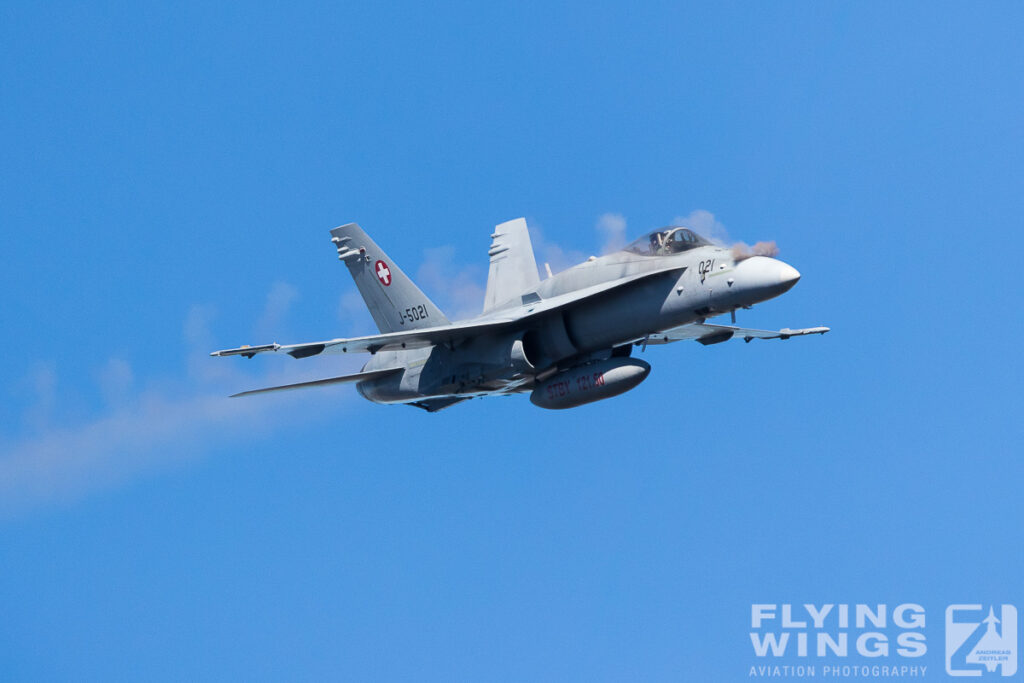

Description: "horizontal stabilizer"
230 367 402 398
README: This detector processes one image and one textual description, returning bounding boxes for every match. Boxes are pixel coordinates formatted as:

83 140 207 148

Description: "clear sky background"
2 2 1022 681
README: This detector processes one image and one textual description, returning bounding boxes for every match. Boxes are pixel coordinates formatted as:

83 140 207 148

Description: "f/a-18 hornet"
213 219 828 411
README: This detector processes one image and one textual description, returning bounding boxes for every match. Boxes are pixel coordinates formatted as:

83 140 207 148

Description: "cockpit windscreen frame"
623 227 712 256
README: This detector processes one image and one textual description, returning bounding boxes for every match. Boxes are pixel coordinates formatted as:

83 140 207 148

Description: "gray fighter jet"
212 219 828 410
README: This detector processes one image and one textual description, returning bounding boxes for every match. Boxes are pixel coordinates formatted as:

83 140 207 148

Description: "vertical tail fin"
330 223 450 333
483 218 541 313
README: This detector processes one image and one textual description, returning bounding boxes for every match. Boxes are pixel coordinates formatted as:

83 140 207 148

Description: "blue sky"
2 2 1022 680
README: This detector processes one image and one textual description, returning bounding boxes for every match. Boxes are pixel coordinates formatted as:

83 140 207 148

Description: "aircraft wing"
646 322 830 346
212 265 689 359
210 318 513 358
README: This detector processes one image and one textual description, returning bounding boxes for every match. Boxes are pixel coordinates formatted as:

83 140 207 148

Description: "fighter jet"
212 219 828 410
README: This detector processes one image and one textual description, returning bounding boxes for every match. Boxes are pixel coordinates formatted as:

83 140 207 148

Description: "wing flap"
230 367 402 398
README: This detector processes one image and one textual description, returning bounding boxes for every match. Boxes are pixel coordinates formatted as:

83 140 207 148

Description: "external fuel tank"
529 358 651 410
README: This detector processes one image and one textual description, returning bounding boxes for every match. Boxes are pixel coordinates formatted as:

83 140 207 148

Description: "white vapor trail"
0 289 357 518
2 212 755 516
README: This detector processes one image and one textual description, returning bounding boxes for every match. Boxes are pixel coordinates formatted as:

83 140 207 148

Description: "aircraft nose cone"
778 263 801 286
734 256 802 303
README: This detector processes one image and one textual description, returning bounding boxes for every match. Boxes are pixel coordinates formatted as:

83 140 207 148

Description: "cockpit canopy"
624 227 712 256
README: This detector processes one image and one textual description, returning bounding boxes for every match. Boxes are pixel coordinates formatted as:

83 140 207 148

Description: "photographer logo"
946 605 1017 677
